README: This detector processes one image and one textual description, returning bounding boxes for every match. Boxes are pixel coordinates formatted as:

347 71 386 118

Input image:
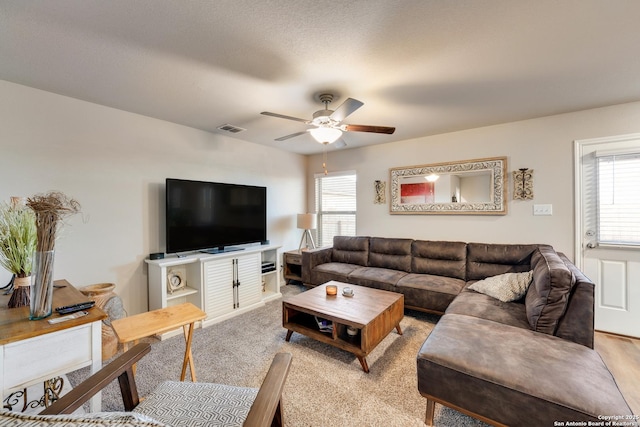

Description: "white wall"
5 78 640 315
307 101 640 260
0 81 307 315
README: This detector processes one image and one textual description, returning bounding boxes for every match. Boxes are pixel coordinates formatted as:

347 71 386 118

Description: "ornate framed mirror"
389 156 507 215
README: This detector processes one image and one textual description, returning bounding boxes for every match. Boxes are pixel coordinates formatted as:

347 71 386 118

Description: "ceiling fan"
261 93 395 147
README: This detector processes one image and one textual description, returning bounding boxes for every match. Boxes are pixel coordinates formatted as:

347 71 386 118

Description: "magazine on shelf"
314 316 333 333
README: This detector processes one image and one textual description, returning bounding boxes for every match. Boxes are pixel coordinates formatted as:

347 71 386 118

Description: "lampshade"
297 213 317 230
309 127 342 144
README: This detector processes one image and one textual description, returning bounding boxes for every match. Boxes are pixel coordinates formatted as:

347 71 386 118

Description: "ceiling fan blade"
261 111 310 123
343 124 396 134
274 130 309 141
329 98 363 122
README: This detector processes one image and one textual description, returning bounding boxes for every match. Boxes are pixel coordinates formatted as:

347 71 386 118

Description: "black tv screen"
166 178 267 254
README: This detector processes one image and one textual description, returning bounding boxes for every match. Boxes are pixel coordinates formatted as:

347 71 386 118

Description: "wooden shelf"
283 310 363 356
261 269 278 277
166 286 199 301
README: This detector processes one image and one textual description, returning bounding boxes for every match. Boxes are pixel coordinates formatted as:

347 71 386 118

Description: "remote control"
55 301 95 315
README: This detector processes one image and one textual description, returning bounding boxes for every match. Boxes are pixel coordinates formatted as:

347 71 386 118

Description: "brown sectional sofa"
302 236 635 426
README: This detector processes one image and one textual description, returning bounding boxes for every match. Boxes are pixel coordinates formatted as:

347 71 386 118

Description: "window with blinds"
597 152 640 246
314 171 357 247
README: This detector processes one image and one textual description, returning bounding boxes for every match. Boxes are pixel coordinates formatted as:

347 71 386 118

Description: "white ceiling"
2 1 640 155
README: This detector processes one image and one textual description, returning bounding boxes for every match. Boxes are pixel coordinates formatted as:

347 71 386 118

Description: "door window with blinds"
314 171 356 247
596 151 640 246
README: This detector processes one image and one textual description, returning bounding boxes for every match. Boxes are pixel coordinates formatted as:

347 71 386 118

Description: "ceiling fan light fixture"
310 127 342 144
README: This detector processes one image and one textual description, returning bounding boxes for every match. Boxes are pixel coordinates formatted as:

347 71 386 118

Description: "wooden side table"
111 303 206 382
283 250 303 285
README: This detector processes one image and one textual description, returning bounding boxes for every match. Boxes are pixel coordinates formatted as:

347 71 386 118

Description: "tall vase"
30 250 55 320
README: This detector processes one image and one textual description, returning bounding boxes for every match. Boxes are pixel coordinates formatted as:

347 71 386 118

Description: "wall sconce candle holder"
374 180 386 204
513 168 534 200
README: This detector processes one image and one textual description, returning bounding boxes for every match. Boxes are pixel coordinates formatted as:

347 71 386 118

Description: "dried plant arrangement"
0 197 37 308
26 191 81 319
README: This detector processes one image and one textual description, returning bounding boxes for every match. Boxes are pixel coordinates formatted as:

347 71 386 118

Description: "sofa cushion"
468 271 533 302
312 262 362 285
348 266 407 292
396 273 466 313
466 243 538 281
368 237 412 272
332 236 369 266
411 240 466 280
417 314 634 425
525 246 576 334
445 288 531 330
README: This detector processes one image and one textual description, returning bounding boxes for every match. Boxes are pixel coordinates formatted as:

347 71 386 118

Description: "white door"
575 134 640 338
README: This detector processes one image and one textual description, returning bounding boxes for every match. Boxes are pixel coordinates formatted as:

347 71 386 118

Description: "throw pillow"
468 271 533 302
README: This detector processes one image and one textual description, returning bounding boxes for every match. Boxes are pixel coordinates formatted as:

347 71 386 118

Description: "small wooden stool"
111 303 206 382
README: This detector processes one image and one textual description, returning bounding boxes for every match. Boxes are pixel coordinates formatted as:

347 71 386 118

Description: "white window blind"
597 152 640 246
314 171 357 247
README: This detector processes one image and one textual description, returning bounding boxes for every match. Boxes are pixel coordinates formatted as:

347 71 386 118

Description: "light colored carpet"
69 284 487 427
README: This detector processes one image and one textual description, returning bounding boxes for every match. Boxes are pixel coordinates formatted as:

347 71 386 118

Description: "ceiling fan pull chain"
323 142 328 175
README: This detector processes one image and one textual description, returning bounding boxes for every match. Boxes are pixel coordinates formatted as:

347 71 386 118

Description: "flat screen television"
165 178 267 254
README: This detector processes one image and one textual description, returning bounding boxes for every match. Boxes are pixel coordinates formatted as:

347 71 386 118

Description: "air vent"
217 124 246 134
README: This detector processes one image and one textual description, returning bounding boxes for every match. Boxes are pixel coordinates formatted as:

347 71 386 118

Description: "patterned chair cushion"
0 410 166 426
132 381 258 427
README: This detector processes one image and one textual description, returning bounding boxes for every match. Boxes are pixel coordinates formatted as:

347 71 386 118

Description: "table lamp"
297 213 317 251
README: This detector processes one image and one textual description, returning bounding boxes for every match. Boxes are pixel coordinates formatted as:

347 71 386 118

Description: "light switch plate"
533 204 553 215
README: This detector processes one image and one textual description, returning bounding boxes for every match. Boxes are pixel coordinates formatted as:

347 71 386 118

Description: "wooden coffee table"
283 281 404 373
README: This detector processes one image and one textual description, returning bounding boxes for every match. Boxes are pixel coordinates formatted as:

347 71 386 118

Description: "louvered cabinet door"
236 253 262 308
203 258 235 319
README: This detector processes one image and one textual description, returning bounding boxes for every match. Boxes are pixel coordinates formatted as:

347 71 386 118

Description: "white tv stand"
146 244 281 339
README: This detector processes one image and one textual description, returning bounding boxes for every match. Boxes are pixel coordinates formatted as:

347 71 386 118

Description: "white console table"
0 280 106 413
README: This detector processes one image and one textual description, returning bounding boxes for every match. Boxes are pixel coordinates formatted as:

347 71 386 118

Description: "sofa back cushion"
466 243 538 281
412 240 467 280
525 245 576 335
368 237 412 272
332 236 369 266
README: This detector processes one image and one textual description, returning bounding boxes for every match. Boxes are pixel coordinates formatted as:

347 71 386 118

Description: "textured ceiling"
2 1 640 154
